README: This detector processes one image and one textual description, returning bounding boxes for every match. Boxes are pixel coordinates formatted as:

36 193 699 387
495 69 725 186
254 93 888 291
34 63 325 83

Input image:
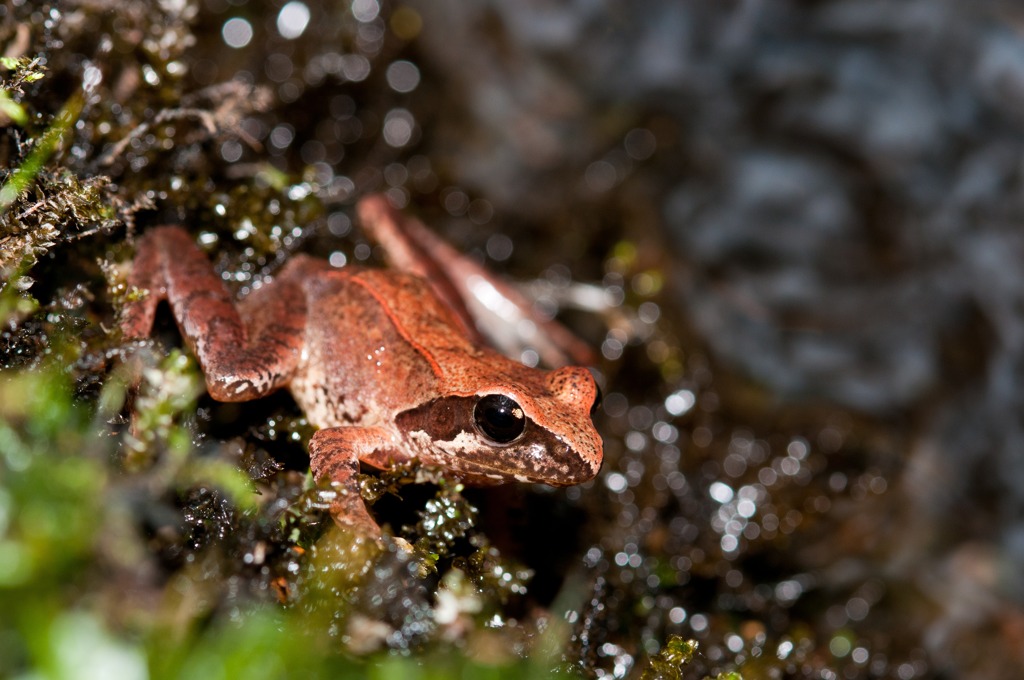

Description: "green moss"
639 636 700 680
0 93 82 211
0 363 111 673
0 56 44 127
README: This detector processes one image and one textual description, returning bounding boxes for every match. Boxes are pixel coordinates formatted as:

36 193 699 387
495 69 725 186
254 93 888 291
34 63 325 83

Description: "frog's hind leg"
357 194 597 367
120 226 169 340
122 225 307 402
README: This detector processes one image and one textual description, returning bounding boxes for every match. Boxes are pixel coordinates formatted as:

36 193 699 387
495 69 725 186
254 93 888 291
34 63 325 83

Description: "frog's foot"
323 479 381 540
309 426 398 541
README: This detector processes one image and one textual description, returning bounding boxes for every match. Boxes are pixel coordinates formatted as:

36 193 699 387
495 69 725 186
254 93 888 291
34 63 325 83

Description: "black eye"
590 384 603 416
474 394 526 443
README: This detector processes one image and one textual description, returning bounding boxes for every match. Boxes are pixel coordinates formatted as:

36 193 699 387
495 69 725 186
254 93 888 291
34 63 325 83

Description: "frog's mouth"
404 426 597 487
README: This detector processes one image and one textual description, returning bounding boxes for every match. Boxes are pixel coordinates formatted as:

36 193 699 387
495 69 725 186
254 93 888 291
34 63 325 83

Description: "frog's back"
285 265 483 429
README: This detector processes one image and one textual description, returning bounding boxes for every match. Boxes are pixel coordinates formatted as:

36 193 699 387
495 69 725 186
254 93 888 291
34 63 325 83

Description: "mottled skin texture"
121 197 603 537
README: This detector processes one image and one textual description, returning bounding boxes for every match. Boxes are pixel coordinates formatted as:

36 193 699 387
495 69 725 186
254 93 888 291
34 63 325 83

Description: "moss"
0 55 45 126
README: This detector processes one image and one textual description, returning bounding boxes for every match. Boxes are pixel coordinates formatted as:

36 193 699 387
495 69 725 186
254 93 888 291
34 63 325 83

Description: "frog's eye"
474 394 526 444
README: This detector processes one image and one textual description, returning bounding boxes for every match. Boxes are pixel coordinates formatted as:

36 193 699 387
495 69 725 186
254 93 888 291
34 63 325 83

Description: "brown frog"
121 195 603 537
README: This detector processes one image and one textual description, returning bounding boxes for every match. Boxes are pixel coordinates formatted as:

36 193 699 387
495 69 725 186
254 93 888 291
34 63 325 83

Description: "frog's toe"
329 497 383 542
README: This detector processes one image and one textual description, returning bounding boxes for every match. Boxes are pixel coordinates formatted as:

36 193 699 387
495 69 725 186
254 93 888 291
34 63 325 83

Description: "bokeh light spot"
709 481 734 504
277 2 310 39
386 60 421 93
665 389 695 416
624 127 657 160
351 0 379 23
222 17 253 48
390 6 422 39
486 234 513 262
341 55 371 82
382 109 415 147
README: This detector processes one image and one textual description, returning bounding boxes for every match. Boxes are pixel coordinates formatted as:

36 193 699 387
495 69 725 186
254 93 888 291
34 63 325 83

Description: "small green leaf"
0 92 82 212
0 90 27 126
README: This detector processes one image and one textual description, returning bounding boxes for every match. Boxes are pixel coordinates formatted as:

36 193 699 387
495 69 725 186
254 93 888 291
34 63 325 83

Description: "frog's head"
395 365 603 486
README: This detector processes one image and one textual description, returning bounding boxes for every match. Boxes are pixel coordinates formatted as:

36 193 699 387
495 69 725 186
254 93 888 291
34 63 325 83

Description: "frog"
120 194 603 538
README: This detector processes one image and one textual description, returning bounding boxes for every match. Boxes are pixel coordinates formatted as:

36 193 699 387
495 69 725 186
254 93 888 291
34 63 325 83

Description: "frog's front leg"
122 226 307 401
309 426 409 537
